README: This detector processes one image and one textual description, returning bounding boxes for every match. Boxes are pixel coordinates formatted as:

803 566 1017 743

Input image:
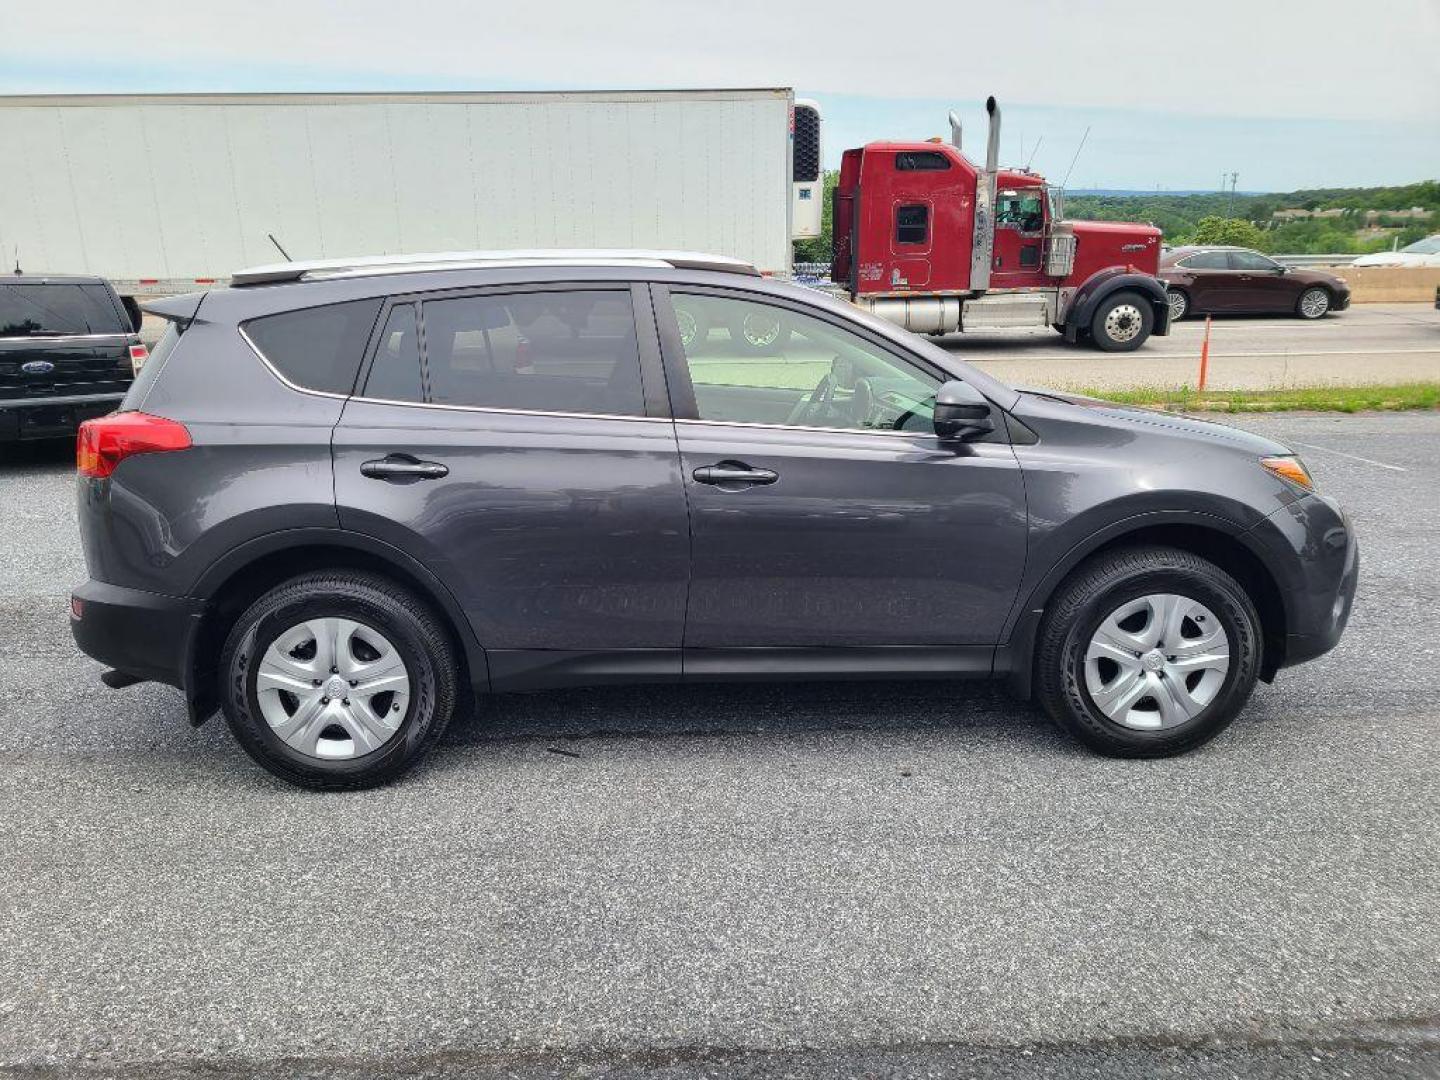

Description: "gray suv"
71 251 1358 789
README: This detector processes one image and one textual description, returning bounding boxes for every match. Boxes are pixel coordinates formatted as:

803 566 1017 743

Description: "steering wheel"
785 372 836 427
850 377 874 428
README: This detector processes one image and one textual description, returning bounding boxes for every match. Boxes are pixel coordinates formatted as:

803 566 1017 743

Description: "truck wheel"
1090 291 1153 352
728 311 792 354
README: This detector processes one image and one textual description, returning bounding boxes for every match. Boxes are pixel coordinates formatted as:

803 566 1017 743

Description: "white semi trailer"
0 89 822 301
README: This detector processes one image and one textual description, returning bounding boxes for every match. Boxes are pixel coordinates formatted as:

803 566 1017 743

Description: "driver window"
670 293 940 434
997 190 1044 232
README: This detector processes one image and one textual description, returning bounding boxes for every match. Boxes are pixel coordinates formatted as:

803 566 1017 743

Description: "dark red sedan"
1159 246 1351 321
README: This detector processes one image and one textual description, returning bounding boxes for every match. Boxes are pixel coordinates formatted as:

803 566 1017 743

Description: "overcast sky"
6 0 1438 191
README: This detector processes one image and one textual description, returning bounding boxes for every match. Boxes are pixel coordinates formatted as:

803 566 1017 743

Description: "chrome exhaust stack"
968 96 1001 294
948 111 963 151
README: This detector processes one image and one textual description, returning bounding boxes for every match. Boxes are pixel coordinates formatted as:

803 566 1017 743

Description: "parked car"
0 273 146 443
1159 247 1350 321
70 250 1358 789
1352 234 1440 268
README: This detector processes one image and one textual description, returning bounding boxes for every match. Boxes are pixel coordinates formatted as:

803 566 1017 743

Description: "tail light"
128 343 149 375
77 412 191 478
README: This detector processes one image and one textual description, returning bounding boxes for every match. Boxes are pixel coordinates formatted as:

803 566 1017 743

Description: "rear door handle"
692 462 778 486
360 455 449 481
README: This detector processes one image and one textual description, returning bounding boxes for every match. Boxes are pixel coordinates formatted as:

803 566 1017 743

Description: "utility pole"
1225 171 1239 218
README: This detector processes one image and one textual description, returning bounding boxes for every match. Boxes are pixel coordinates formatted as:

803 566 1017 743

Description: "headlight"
1261 455 1315 492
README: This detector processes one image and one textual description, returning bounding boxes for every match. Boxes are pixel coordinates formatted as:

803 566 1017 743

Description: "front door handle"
361 454 449 481
693 462 778 486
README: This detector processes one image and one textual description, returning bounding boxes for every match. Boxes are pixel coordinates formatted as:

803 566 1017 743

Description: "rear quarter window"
242 299 383 394
0 283 128 337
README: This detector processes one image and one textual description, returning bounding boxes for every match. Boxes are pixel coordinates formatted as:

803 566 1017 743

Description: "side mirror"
933 380 995 441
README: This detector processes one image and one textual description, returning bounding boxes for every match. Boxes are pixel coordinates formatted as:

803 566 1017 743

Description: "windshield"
0 283 127 337
1400 236 1440 255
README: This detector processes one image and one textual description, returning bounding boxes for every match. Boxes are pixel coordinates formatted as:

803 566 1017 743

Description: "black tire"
1166 288 1190 322
219 571 462 790
727 312 792 354
1296 286 1331 320
1034 546 1261 758
1089 290 1154 352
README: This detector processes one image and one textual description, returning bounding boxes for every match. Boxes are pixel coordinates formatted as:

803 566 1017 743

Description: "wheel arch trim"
1063 269 1171 336
186 527 490 720
996 509 1293 697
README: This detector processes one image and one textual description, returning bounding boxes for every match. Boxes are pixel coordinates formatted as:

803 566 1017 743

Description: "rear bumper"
70 579 204 690
0 393 124 442
1333 291 1352 312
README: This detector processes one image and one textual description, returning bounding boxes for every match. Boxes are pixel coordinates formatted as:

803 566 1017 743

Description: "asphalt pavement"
0 413 1437 1078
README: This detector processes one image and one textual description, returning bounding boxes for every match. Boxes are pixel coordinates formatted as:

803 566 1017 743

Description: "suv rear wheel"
219 571 461 789
1035 546 1261 757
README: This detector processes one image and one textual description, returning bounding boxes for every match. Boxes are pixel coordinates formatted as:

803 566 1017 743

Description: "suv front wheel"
1035 546 1261 757
219 571 461 789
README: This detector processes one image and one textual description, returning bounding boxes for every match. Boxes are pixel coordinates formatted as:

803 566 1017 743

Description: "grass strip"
1081 382 1440 414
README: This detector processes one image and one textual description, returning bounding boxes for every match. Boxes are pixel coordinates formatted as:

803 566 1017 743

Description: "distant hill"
1068 189 1267 197
1064 181 1438 254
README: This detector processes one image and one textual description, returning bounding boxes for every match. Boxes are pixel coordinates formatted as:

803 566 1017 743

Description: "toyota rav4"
71 250 1358 789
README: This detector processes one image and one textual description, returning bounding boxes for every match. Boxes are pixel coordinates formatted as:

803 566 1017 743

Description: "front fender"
993 501 1293 699
1063 269 1171 340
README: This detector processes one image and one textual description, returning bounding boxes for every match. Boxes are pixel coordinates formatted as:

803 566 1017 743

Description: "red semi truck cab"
831 98 1169 351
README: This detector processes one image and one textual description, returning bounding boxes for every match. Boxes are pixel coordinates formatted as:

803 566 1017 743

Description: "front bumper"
1244 494 1358 671
70 579 204 691
0 392 124 442
1282 511 1358 666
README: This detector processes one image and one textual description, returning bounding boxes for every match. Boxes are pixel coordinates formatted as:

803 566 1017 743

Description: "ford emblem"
20 360 56 376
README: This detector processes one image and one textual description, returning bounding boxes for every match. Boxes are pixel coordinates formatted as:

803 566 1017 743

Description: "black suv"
0 274 146 443
70 251 1357 790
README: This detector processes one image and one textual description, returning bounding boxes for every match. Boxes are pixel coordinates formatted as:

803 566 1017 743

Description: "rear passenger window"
243 299 382 394
1178 252 1229 270
420 290 644 417
363 303 423 402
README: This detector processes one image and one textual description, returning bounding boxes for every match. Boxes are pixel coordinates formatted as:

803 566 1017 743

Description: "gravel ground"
0 413 1436 1078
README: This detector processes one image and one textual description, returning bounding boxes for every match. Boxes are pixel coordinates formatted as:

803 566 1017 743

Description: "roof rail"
230 249 760 286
